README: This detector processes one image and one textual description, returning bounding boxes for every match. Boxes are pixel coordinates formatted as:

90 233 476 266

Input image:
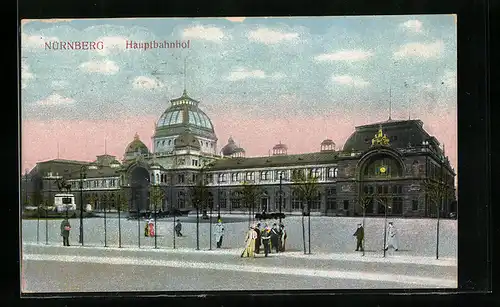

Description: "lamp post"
279 172 283 226
154 184 158 249
79 165 87 245
217 178 221 220
104 195 107 247
436 153 445 260
118 188 122 248
171 173 176 249
135 184 140 248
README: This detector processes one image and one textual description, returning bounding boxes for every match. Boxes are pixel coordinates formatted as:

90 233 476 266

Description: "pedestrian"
254 222 262 254
144 220 150 237
241 225 257 258
384 222 399 251
279 224 287 252
148 219 156 237
353 223 364 251
60 218 71 246
270 223 280 253
175 219 183 237
261 225 272 257
214 219 225 248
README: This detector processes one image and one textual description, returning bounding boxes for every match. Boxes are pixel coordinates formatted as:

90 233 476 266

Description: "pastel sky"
20 16 457 175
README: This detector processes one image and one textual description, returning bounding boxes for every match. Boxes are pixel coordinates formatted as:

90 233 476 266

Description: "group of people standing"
242 222 287 258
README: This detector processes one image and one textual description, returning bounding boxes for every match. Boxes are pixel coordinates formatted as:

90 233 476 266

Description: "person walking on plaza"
241 225 257 258
60 218 71 246
384 222 399 251
279 224 287 252
270 223 280 253
144 220 150 237
261 225 272 257
214 219 225 248
175 219 183 237
353 223 364 251
254 222 262 254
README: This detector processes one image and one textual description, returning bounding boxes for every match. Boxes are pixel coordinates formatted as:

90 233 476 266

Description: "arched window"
156 174 160 183
328 168 338 178
363 155 403 178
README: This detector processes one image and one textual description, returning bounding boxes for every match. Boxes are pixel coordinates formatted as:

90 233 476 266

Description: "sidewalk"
22 242 456 267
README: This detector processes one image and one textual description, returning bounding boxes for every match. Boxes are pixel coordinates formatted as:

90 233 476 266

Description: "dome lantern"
320 138 336 152
272 141 288 156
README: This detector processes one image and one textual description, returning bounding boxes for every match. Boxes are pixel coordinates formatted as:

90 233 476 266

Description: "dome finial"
134 132 139 140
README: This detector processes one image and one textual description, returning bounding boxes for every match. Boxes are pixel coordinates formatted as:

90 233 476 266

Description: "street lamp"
79 165 87 245
279 172 283 226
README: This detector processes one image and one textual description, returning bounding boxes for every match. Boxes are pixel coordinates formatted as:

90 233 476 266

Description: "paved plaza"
21 215 457 292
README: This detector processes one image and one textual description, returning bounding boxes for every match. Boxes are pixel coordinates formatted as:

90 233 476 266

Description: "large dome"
123 133 150 160
155 90 215 138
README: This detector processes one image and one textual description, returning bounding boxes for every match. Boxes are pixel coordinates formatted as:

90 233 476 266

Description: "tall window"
275 191 287 211
219 191 227 208
310 168 321 179
218 173 227 183
328 168 338 179
260 171 270 181
291 190 302 210
231 172 239 182
275 170 288 181
245 172 254 181
412 199 419 211
177 191 185 208
326 187 337 210
231 191 241 208
343 200 349 210
178 174 185 184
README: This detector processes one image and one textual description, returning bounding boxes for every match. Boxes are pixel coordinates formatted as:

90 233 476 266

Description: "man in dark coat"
270 223 280 253
254 222 262 254
353 223 364 251
261 226 272 257
60 218 71 246
175 219 183 237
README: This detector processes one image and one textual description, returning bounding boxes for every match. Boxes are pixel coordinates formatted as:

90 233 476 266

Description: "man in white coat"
385 222 399 251
214 219 225 248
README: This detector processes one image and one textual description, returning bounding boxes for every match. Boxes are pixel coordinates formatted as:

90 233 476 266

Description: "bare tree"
241 181 260 227
356 189 375 256
149 184 165 249
291 169 319 255
422 177 447 259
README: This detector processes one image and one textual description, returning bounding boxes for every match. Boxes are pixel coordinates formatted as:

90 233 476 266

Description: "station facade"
23 89 457 218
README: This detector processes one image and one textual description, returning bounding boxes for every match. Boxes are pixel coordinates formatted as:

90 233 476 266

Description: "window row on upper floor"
213 167 339 184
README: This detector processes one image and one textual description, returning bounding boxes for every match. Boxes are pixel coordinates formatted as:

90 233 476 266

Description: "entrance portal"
130 167 150 212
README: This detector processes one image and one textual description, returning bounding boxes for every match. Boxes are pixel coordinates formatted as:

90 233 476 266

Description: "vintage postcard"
20 15 457 293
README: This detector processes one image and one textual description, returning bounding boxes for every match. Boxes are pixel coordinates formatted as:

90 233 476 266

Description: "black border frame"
13 0 493 306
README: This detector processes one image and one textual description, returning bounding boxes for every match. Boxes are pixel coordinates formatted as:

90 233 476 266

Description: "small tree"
87 194 98 211
149 184 165 249
423 177 446 259
292 169 319 255
356 189 375 256
241 181 260 227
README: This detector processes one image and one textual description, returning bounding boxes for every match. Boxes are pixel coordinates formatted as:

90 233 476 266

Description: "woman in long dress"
241 225 257 258
385 222 399 251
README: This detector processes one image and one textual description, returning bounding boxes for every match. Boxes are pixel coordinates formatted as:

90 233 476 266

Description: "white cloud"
331 75 370 88
400 20 423 33
182 26 225 42
22 33 59 50
132 76 165 90
248 28 299 44
442 70 456 89
79 60 119 74
51 80 69 88
226 68 286 81
95 36 128 55
21 60 34 89
394 41 445 59
314 50 374 62
35 94 75 106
